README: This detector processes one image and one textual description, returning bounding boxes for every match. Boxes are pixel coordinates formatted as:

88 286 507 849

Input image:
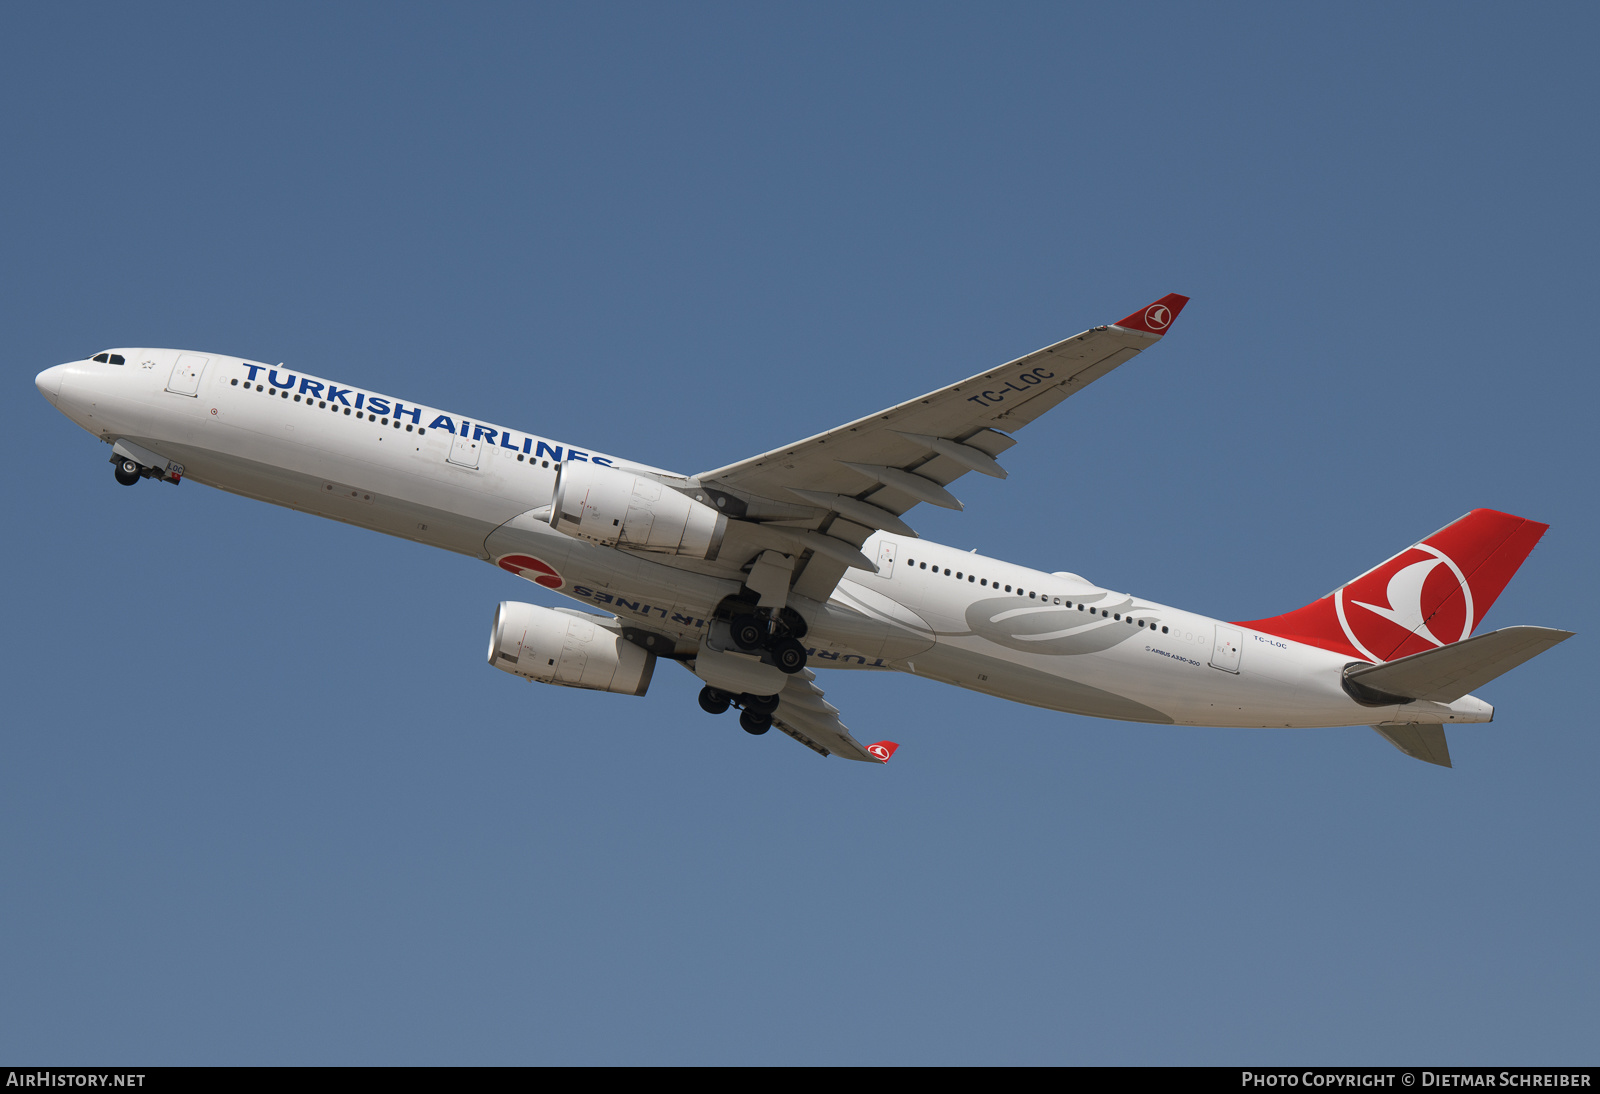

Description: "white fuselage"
36 349 1493 732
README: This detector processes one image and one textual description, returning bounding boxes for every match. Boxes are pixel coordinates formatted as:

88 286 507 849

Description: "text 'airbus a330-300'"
35 295 1570 767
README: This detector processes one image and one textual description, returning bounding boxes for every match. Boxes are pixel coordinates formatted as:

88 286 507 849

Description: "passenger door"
1210 625 1243 673
165 353 208 396
875 539 897 579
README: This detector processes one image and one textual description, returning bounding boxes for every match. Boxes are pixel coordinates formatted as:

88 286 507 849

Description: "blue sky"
3 3 1595 1064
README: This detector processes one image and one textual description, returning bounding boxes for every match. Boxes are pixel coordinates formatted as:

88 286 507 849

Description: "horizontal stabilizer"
1371 723 1453 768
1346 625 1573 703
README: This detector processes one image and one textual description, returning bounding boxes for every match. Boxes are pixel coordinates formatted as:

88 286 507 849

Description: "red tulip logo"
496 554 563 589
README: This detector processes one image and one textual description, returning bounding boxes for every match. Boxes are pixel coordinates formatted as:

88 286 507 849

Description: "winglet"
865 741 898 763
1114 293 1189 336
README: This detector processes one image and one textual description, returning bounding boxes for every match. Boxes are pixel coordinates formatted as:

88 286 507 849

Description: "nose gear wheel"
113 458 142 486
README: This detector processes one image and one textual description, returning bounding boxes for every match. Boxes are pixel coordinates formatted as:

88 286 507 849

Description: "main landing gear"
697 686 732 715
726 606 809 675
698 686 778 735
698 599 807 737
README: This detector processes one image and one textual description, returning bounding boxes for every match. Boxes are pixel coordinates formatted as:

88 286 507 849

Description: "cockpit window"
91 352 126 365
92 353 109 363
108 354 125 365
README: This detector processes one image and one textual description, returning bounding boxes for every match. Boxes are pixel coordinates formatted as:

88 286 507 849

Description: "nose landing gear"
113 458 142 486
107 444 183 487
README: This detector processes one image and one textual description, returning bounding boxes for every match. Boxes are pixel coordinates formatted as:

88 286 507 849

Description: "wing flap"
771 670 883 763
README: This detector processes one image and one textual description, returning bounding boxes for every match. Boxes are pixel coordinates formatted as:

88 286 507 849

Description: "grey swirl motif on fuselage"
964 594 1142 656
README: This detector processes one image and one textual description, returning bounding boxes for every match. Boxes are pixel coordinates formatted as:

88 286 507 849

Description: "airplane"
33 295 1571 768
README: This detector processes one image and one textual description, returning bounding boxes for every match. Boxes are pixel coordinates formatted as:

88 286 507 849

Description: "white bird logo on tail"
1336 543 1476 661
1351 558 1450 647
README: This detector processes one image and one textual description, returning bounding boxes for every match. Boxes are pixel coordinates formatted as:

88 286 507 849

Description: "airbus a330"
35 295 1569 767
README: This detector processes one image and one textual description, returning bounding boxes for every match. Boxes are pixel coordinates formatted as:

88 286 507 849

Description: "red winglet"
1114 293 1189 335
865 741 898 763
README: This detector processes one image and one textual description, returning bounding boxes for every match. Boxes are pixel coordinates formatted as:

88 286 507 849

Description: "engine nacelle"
550 461 726 559
487 601 656 696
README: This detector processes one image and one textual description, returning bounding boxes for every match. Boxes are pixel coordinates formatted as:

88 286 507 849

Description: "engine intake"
550 461 725 559
487 601 656 696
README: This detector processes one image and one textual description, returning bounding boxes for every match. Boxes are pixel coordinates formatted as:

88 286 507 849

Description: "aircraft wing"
692 294 1188 599
769 669 894 763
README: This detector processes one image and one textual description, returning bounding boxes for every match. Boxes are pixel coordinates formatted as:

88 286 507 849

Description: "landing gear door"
875 539 897 578
1210 625 1242 674
165 353 208 396
447 431 482 469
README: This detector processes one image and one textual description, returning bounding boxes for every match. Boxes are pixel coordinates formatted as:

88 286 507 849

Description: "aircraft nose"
35 363 67 405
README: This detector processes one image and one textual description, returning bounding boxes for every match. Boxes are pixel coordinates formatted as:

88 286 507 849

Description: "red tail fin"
1239 509 1548 663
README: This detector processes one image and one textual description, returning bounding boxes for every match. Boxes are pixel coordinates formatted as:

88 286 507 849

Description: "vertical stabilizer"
1240 509 1548 662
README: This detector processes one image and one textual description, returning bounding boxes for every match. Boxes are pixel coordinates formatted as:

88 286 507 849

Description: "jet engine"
549 461 726 559
487 601 656 696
